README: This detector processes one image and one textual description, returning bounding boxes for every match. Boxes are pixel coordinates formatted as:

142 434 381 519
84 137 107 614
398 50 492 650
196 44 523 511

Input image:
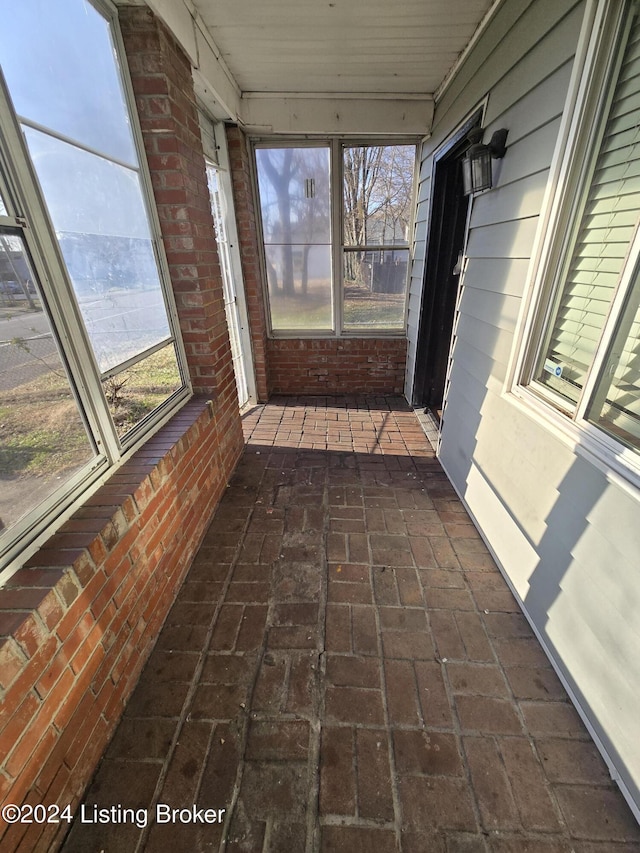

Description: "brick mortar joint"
0 398 213 675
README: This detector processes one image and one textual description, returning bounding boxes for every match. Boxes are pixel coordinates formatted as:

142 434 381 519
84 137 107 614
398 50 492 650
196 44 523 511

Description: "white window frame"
0 0 191 579
509 0 640 487
205 158 253 407
203 117 256 405
251 137 419 338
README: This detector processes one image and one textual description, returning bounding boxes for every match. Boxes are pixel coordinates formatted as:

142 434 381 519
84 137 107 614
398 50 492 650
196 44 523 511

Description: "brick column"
226 125 271 401
119 8 235 406
119 6 243 476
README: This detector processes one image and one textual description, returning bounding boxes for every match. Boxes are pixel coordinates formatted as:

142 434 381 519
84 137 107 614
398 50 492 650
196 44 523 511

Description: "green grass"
268 278 406 331
268 283 333 330
0 422 88 477
343 297 405 329
0 368 90 481
103 345 181 438
0 343 180 487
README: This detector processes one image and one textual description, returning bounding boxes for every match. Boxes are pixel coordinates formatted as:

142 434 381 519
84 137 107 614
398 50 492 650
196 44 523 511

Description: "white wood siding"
407 0 640 815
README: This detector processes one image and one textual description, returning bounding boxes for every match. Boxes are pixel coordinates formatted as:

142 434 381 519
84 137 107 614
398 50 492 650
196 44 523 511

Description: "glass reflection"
256 147 333 331
0 232 95 537
0 0 136 166
24 128 170 372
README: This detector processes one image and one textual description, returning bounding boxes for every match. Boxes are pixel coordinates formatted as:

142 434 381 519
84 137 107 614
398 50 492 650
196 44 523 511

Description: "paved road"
0 286 170 391
0 305 57 392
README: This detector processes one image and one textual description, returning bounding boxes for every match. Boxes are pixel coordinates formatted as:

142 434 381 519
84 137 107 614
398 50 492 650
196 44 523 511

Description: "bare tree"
343 145 415 285
257 144 414 298
258 148 296 295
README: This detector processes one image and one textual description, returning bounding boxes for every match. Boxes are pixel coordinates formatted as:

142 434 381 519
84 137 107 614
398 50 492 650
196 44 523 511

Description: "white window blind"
198 109 220 166
587 265 640 449
537 13 640 404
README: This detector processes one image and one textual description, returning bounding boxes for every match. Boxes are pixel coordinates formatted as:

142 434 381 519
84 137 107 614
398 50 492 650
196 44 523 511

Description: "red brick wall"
267 338 408 395
226 125 271 401
0 400 237 852
120 7 236 413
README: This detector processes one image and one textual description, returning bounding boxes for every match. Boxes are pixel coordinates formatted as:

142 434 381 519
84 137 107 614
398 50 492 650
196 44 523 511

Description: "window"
256 145 332 331
522 0 640 461
254 140 416 335
586 263 640 449
0 229 97 539
342 145 414 331
0 0 188 575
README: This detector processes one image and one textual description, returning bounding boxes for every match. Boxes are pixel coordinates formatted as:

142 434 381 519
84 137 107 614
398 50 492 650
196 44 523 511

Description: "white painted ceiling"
191 0 496 96
145 0 499 134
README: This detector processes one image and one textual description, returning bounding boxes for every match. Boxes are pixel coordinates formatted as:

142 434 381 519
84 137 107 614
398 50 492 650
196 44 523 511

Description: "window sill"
267 331 408 339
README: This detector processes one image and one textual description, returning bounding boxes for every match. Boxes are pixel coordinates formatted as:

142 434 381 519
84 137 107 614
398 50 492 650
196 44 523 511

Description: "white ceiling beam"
240 93 434 136
143 0 242 120
131 1 437 133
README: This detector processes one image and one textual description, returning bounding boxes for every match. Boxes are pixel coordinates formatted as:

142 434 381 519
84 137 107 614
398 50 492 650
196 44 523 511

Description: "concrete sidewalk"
61 396 640 852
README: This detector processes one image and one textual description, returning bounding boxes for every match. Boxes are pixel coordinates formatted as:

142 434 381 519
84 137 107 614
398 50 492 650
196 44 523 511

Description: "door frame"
412 108 484 418
211 122 257 406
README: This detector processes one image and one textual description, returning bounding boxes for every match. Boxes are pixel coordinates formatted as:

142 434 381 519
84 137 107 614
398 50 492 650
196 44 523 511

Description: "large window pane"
0 233 95 538
342 145 413 332
0 0 189 573
257 147 331 244
265 244 332 330
24 127 170 372
343 249 408 330
256 147 332 331
102 344 182 439
0 0 136 166
343 145 415 247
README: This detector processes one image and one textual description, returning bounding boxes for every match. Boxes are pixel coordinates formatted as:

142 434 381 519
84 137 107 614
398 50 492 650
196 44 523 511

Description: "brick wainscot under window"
0 397 243 852
267 338 408 395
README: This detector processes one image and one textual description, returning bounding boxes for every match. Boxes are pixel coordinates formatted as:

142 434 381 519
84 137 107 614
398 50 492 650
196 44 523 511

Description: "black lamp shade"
462 128 509 196
462 143 492 195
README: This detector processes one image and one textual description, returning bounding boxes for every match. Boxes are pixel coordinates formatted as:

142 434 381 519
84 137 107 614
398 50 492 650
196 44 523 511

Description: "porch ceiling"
191 0 496 96
144 0 499 135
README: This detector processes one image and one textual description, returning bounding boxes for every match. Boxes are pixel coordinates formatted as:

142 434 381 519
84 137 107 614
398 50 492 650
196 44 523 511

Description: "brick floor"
61 396 640 852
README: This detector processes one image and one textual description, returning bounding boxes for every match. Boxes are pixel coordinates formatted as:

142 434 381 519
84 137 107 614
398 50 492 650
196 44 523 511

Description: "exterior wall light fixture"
462 127 509 195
